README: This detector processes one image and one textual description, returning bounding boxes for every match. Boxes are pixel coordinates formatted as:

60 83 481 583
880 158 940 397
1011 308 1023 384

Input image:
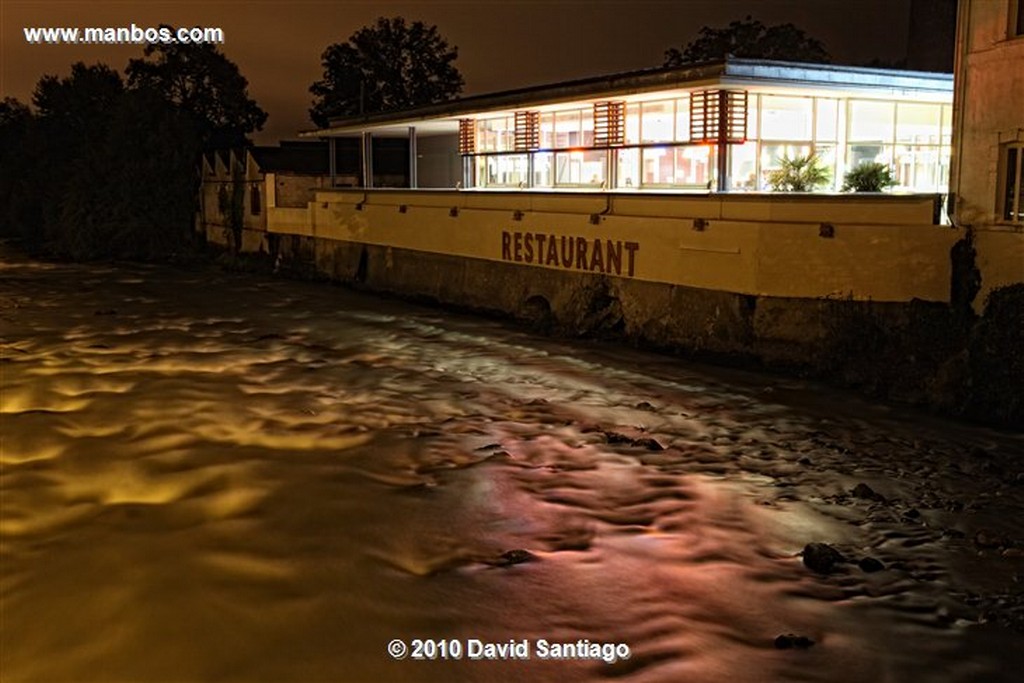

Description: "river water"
1 248 1022 683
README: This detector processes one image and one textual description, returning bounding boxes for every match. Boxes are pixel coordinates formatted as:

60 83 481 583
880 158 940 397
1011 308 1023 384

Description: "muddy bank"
2 247 1023 682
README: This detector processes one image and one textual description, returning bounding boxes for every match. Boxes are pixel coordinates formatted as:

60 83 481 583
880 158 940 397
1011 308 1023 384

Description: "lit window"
814 99 838 142
760 96 813 141
533 152 553 187
624 103 641 144
674 96 691 142
615 148 639 189
554 110 582 148
483 154 528 187
555 150 606 186
896 103 941 145
675 146 712 187
539 113 555 149
641 100 674 143
848 100 895 142
1001 143 1024 222
729 143 758 190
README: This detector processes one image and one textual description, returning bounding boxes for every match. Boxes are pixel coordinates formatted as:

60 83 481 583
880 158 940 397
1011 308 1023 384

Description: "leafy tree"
665 16 830 66
0 98 36 241
32 62 124 130
842 161 897 192
767 153 832 192
126 35 267 149
310 16 464 127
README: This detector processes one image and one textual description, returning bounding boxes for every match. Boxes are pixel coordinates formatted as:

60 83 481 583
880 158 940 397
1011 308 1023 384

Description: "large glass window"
483 154 528 187
624 103 640 144
941 105 953 146
642 147 675 185
729 143 758 191
760 96 813 140
539 113 555 149
896 103 942 145
674 96 691 142
477 117 513 152
848 101 895 142
533 152 553 187
554 110 582 148
815 99 839 141
555 150 606 186
641 100 674 143
581 109 595 147
675 146 712 187
895 145 940 191
746 94 759 140
616 148 640 189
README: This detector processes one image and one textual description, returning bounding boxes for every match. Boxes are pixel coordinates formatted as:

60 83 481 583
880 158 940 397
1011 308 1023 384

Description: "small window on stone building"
250 183 261 215
1000 143 1024 223
1013 0 1024 37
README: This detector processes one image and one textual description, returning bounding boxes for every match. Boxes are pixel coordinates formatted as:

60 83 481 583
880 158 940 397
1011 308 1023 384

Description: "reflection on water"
1 250 1022 682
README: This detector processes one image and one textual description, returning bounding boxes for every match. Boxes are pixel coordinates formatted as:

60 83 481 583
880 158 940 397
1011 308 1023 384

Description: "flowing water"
1 248 1022 683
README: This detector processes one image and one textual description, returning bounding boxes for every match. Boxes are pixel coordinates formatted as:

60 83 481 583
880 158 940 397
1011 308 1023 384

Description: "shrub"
842 161 897 192
766 153 832 192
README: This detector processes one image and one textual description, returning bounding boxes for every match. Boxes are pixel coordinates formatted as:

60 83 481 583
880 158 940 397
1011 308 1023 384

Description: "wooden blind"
593 101 625 147
690 90 747 144
458 119 476 155
513 111 540 151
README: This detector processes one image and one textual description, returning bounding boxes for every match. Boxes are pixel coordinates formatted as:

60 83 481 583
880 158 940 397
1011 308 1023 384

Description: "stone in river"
802 543 845 574
774 634 815 649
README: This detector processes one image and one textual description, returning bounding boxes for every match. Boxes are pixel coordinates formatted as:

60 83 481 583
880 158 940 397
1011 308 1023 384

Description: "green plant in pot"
766 153 832 192
842 161 897 192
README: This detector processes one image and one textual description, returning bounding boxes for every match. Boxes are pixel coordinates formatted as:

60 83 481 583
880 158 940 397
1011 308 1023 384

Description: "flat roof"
301 57 953 138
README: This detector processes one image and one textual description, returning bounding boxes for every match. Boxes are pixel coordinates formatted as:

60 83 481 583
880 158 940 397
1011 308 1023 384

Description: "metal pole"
361 132 374 188
716 90 729 192
328 137 336 187
408 126 418 189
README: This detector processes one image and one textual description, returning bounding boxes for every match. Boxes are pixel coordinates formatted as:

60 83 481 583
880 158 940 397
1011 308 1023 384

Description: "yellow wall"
265 190 959 303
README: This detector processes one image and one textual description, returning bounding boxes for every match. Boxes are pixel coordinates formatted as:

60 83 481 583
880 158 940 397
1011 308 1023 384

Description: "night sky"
3 0 913 143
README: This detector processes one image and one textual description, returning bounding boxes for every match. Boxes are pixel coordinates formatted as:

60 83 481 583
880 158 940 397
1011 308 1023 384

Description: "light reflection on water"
1 251 1022 683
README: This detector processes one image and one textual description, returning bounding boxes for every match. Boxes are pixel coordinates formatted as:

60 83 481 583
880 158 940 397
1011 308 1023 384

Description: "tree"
310 16 464 127
32 62 124 129
126 35 267 149
665 16 830 66
0 98 36 241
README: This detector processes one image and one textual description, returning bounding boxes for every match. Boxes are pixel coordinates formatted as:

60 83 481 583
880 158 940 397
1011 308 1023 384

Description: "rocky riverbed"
1 248 1022 682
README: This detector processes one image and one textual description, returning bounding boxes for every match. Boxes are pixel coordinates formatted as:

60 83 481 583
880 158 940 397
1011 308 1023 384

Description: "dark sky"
3 0 913 143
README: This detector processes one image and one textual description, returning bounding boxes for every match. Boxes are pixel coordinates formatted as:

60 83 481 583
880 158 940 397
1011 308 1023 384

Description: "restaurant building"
309 58 954 195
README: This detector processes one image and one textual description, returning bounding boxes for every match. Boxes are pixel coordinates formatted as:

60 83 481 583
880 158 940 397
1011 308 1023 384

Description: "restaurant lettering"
501 231 639 277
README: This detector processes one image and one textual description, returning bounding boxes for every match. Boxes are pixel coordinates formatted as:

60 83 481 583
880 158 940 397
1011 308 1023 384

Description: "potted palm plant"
766 153 832 192
842 161 897 192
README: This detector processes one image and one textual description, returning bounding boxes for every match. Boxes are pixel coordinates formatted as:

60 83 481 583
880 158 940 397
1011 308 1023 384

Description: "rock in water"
858 557 885 573
774 634 815 649
493 549 537 567
802 543 845 574
852 483 885 502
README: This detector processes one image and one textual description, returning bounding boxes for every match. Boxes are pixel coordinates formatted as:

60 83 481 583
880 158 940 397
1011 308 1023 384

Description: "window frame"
999 142 1024 224
1011 0 1024 38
